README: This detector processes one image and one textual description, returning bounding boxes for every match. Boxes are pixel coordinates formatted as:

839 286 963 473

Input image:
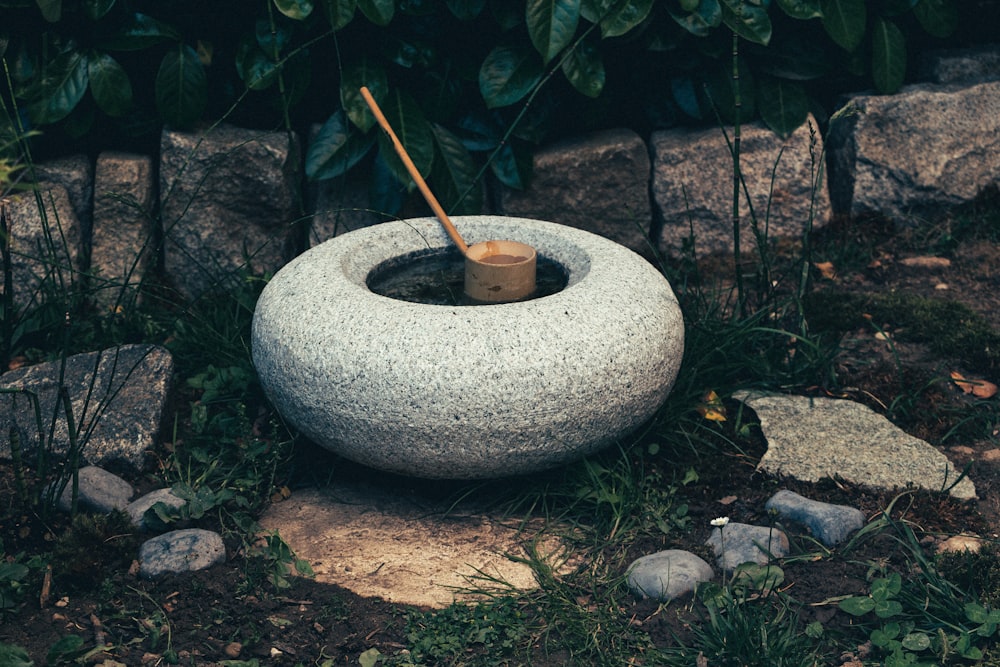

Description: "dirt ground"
3 203 1000 665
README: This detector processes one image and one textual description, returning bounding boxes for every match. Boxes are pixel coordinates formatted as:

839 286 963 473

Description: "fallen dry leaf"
697 390 726 422
813 261 836 280
718 495 738 505
951 371 998 399
899 256 951 270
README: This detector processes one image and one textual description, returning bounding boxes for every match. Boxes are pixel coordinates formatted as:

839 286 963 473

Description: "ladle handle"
360 86 469 255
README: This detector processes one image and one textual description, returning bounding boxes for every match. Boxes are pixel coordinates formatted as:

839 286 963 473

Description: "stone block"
91 152 156 309
916 44 1000 85
499 128 653 255
33 154 94 247
160 124 301 300
828 81 1000 223
307 175 394 247
0 184 83 309
0 344 173 473
652 116 829 257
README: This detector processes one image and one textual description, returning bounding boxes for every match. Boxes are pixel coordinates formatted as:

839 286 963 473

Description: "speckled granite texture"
252 216 684 479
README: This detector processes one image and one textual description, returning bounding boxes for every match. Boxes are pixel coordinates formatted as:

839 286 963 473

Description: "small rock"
626 550 713 601
126 488 188 530
981 449 1000 463
53 466 134 513
938 535 983 554
138 528 226 578
765 489 865 546
224 642 242 658
706 522 789 571
949 446 975 456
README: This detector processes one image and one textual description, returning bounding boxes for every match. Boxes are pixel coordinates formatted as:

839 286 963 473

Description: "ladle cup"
359 87 538 303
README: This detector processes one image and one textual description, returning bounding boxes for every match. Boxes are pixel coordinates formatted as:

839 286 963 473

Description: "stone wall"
4 45 997 307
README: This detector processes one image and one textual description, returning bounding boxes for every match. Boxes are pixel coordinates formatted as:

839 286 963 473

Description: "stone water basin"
251 216 684 479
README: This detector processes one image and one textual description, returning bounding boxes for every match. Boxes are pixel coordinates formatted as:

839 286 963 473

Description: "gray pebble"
706 522 789 571
52 465 134 513
626 549 714 601
138 528 226 578
765 489 865 546
126 487 187 530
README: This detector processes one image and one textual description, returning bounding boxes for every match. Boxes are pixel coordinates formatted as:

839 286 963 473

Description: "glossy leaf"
871 17 905 93
488 140 532 190
101 13 182 50
256 17 294 56
35 0 61 21
376 89 434 188
446 0 486 20
671 76 702 118
838 596 876 615
27 51 88 124
479 45 543 109
321 0 357 29
88 52 132 117
776 0 821 19
274 0 314 20
430 124 482 214
721 0 772 45
668 0 722 37
358 0 394 26
821 0 865 51
561 38 604 98
340 60 387 132
305 110 376 180
236 36 280 90
913 0 957 38
527 0 580 64
155 44 207 129
757 77 808 138
369 153 405 216
83 0 115 20
581 0 653 38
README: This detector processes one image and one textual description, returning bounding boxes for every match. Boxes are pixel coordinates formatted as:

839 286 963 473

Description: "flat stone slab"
734 391 976 500
258 483 573 608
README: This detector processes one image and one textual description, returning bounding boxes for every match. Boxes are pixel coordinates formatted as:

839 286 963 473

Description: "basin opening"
367 247 569 305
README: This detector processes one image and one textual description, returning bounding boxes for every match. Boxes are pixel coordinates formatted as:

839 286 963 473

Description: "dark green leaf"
488 141 532 189
35 0 60 21
671 76 702 118
27 51 88 124
376 89 434 187
370 153 405 215
274 0 314 20
668 0 722 37
358 0 394 25
820 0 865 51
341 60 387 132
581 0 654 38
430 123 482 214
479 45 543 109
321 0 357 29
721 0 772 45
88 52 132 117
701 60 755 123
561 38 604 97
446 0 486 20
155 44 207 129
100 13 182 50
527 0 580 64
305 110 375 180
913 0 957 38
756 33 831 80
83 0 115 20
776 0 822 19
256 17 294 56
0 642 32 667
236 36 280 90
871 17 905 93
757 77 808 137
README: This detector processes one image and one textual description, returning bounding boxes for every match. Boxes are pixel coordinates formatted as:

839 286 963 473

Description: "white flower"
710 517 730 527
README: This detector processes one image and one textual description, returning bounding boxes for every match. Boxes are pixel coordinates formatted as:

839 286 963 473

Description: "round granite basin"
251 216 684 479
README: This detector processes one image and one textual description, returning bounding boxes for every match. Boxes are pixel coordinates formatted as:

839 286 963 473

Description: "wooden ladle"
360 87 536 303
